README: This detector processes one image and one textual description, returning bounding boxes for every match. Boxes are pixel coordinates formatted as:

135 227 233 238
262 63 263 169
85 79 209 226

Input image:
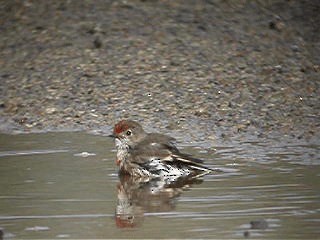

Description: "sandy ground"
0 0 319 144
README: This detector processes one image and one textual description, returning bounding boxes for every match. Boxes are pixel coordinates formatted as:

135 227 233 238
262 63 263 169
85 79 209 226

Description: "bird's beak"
108 134 115 138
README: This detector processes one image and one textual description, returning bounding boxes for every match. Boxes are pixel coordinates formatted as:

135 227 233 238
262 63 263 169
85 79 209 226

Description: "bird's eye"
126 130 132 136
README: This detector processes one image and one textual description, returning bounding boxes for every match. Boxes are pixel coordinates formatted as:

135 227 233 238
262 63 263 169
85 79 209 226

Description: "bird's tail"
189 165 224 178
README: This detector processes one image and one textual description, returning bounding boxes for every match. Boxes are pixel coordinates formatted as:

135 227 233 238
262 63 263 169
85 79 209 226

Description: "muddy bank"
0 1 319 143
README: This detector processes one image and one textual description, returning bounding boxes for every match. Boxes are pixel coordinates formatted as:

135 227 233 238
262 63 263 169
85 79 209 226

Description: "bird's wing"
130 133 177 164
130 133 204 166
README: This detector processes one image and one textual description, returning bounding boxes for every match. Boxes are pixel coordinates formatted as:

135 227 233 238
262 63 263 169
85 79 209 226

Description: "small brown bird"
111 120 213 179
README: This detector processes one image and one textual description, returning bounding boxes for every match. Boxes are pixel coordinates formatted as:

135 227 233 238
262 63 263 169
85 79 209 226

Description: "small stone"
194 107 211 117
93 37 102 48
269 19 285 31
291 44 299 52
45 107 57 114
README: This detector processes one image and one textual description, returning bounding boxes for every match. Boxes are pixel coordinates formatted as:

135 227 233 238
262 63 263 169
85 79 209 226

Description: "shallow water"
0 132 319 239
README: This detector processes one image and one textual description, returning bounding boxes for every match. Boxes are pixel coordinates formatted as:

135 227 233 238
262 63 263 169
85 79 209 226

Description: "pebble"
45 107 57 114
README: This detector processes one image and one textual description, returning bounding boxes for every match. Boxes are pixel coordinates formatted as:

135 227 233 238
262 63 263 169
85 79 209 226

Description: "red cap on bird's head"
113 120 130 135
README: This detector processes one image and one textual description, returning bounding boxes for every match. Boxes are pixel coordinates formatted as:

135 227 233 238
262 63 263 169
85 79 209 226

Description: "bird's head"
111 120 147 149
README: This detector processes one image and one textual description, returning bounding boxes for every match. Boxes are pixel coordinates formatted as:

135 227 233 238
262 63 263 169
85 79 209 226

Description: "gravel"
0 0 319 144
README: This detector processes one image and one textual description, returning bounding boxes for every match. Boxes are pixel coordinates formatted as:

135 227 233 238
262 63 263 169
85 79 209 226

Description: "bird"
110 120 215 180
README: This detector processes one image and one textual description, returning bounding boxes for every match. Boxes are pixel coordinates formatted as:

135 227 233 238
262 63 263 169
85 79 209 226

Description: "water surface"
0 132 319 239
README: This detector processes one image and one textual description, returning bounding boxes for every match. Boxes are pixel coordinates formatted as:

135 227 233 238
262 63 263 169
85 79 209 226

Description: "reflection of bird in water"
115 175 203 228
